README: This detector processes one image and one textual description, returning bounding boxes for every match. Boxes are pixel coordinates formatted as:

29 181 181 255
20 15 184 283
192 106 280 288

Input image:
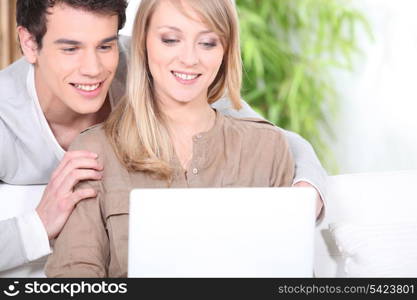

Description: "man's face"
32 3 119 115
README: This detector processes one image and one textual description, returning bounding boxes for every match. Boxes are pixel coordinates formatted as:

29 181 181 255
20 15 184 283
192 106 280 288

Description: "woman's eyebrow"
157 25 213 35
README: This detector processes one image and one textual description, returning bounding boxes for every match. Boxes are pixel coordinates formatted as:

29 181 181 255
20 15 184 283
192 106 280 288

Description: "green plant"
236 0 371 171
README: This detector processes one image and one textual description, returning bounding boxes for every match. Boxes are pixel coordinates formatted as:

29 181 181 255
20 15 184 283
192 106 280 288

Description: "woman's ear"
17 26 39 64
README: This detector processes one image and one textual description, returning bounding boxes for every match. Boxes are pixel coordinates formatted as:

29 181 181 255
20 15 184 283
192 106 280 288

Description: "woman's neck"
160 100 215 136
159 98 216 170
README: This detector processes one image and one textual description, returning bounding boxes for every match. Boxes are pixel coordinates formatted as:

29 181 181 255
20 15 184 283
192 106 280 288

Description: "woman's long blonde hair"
104 0 242 180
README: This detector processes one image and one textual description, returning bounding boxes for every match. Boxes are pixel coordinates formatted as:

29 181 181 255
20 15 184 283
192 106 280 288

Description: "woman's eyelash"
162 39 179 44
200 42 217 48
161 38 218 48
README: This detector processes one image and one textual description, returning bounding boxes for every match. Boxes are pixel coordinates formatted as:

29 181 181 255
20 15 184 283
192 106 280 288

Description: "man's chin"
71 102 104 115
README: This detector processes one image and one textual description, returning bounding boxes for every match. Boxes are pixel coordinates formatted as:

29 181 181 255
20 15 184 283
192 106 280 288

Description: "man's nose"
79 50 103 77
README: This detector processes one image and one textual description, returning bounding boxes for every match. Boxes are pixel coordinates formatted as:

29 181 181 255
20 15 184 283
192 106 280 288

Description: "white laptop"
128 187 316 277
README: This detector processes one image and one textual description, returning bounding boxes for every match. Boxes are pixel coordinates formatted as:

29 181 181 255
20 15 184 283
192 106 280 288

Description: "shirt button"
192 168 198 175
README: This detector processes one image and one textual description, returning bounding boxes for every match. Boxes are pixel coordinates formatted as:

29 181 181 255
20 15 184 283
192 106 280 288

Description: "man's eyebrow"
53 39 81 45
100 35 119 44
53 35 118 45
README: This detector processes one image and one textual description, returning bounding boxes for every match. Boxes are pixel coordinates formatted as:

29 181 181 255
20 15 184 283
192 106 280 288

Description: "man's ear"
17 26 39 64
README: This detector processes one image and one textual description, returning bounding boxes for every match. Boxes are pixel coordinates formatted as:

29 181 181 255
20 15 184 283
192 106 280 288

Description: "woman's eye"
162 39 179 45
200 42 217 49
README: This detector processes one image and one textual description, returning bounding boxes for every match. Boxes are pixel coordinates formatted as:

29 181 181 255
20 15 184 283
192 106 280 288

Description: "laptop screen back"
128 187 316 277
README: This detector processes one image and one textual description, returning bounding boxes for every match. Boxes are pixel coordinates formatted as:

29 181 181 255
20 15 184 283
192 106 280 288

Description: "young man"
0 0 326 272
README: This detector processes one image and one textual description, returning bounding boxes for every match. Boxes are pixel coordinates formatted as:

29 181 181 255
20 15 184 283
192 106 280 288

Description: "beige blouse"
45 112 294 277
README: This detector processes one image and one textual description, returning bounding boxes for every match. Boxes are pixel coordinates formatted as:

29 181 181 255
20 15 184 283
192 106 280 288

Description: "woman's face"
146 0 224 107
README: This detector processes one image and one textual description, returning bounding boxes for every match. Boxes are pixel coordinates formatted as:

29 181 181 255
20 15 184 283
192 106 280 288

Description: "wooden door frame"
1 1 20 69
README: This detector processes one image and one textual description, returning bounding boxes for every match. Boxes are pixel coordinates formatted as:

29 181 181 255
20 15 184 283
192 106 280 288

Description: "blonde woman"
46 0 295 277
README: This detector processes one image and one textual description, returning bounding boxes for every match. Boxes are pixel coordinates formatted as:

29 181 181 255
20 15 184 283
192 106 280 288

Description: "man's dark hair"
16 0 127 49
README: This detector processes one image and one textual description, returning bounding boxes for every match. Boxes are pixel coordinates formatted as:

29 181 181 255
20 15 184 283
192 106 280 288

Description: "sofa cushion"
329 222 417 277
314 170 417 277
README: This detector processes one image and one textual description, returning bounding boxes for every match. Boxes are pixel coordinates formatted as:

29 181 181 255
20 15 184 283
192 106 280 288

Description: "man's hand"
293 181 323 219
36 151 103 240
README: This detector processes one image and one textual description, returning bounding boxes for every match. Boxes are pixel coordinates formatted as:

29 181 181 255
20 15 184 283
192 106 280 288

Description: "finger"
55 158 103 185
59 169 103 194
51 151 98 182
51 151 98 181
53 157 103 189
71 188 98 207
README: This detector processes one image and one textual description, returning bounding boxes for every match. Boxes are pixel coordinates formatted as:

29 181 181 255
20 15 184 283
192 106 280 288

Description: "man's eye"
99 45 113 51
62 47 77 53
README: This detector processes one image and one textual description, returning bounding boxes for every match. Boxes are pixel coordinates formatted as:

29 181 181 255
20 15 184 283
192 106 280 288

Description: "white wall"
330 0 417 174
119 0 140 36
120 0 417 175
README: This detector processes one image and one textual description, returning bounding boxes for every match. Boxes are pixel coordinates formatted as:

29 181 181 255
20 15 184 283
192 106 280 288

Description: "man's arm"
0 122 32 272
0 218 28 271
284 130 327 219
212 97 327 218
0 211 51 272
0 151 103 272
0 119 11 180
0 152 102 274
0 109 103 270
0 126 49 271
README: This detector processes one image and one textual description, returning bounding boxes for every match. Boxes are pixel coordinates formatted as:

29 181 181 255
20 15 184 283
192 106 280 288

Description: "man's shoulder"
0 58 30 100
0 58 30 82
0 58 33 120
118 35 131 53
116 35 131 73
110 35 131 104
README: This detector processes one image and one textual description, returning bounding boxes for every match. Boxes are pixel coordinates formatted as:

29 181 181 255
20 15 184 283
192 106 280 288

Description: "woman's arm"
44 180 108 277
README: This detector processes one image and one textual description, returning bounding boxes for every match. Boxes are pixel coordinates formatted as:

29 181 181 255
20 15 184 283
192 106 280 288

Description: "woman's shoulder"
221 114 285 140
76 123 107 143
219 115 290 154
219 114 294 186
71 123 127 178
79 123 106 138
69 123 110 156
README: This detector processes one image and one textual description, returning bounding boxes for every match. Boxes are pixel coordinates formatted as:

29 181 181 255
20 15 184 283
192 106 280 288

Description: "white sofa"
315 170 417 277
0 184 46 277
1 170 417 277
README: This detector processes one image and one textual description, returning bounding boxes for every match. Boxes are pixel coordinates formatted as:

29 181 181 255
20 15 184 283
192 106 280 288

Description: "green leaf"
237 0 371 172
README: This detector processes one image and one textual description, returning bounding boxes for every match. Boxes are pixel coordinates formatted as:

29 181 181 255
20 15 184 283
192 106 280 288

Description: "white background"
330 0 417 174
121 0 417 175
119 0 140 36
